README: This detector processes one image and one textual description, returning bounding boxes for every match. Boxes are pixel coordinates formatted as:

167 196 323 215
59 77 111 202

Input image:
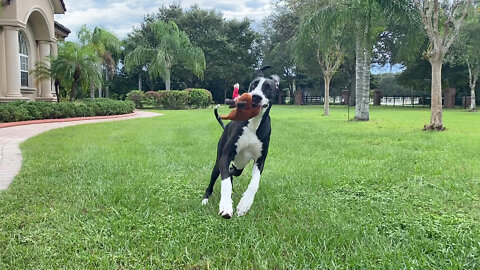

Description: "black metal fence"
296 95 479 109
303 95 344 105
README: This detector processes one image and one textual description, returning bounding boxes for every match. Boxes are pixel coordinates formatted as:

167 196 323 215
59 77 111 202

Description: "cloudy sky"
55 0 273 40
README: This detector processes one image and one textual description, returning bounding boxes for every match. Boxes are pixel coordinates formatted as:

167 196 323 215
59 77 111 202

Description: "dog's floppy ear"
270 75 280 91
270 75 280 83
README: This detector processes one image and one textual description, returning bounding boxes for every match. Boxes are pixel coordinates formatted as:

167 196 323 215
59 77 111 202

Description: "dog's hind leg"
202 163 220 205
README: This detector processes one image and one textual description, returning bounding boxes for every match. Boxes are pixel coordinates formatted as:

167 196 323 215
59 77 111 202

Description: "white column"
50 42 58 98
4 26 22 98
38 41 53 98
51 42 58 58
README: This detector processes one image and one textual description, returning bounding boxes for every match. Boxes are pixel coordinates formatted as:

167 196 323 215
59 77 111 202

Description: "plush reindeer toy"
220 93 261 121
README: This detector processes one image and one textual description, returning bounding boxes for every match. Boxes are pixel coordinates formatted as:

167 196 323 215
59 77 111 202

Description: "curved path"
0 110 162 191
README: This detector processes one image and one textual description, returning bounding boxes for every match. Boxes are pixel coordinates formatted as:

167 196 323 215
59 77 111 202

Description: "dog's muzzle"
252 94 265 108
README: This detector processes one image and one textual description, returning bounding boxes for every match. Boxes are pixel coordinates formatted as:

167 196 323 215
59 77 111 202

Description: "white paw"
201 198 209 205
236 195 254 216
218 198 233 219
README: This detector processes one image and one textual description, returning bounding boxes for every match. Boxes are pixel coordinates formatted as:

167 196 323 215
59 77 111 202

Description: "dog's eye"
249 80 259 91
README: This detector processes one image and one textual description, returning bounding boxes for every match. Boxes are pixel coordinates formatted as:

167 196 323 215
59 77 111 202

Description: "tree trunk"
289 84 294 105
105 69 110 98
224 79 228 101
55 80 60 103
468 63 477 111
362 48 372 118
71 81 77 101
354 36 369 121
350 67 356 106
165 68 171 91
324 76 331 116
90 81 95 101
425 57 444 130
471 84 476 111
138 74 142 91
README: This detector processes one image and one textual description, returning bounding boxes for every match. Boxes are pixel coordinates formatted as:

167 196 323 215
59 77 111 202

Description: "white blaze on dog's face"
248 76 279 109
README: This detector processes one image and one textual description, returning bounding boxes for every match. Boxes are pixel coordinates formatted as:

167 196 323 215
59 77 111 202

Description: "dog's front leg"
237 163 262 216
218 156 233 219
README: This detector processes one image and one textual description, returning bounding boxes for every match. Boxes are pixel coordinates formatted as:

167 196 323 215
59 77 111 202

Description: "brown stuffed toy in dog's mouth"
220 93 261 121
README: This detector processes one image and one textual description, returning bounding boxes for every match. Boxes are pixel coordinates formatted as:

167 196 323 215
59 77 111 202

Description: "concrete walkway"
0 110 162 191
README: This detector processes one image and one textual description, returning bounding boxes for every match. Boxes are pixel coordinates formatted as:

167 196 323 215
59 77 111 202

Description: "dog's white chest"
233 127 263 169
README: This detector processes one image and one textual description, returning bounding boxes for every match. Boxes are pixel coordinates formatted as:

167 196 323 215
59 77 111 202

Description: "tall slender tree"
288 0 385 120
124 20 205 91
448 11 480 111
78 26 121 98
413 0 473 130
296 3 349 116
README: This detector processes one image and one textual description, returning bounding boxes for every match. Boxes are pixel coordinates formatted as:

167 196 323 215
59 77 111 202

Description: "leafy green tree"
288 0 385 120
449 11 480 110
124 20 205 91
413 0 473 130
177 5 259 100
262 6 301 104
51 42 102 101
296 0 350 116
119 4 259 102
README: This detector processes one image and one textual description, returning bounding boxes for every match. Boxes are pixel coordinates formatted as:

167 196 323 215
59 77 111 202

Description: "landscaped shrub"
158 90 189 109
143 91 162 108
0 99 135 123
186 88 213 108
126 90 145 109
0 101 30 122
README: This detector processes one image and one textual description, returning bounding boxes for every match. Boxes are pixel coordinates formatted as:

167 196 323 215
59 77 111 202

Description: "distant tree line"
35 1 480 130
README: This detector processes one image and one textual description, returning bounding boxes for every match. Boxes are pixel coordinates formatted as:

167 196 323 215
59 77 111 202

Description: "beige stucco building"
0 0 69 102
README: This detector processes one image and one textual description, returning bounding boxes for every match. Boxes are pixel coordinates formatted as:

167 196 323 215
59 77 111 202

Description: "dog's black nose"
252 94 262 105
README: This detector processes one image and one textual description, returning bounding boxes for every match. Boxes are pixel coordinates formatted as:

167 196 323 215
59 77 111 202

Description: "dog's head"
248 75 280 109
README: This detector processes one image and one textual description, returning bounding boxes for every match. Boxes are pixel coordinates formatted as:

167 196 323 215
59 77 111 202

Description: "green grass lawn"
1 106 480 269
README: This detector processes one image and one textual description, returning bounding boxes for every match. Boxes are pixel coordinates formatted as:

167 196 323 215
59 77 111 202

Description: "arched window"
19 32 28 87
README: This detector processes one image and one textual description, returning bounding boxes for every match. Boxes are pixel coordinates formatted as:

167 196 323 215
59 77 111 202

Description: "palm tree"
78 26 121 98
51 42 102 101
125 20 206 91
290 0 385 121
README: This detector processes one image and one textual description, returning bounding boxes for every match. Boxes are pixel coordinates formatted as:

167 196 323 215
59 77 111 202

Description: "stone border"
0 110 162 191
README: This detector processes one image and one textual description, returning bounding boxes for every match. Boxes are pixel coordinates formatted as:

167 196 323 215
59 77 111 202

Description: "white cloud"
55 0 272 40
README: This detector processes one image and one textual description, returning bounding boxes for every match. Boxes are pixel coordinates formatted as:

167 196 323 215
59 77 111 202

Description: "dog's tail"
214 105 225 129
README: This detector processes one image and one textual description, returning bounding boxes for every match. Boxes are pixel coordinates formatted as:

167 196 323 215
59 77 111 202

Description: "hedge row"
126 89 213 109
0 99 135 123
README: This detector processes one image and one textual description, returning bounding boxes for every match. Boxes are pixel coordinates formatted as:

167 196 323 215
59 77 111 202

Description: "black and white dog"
202 75 279 218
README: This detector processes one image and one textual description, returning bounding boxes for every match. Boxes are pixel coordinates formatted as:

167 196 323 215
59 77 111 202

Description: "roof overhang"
52 0 67 14
54 21 70 39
